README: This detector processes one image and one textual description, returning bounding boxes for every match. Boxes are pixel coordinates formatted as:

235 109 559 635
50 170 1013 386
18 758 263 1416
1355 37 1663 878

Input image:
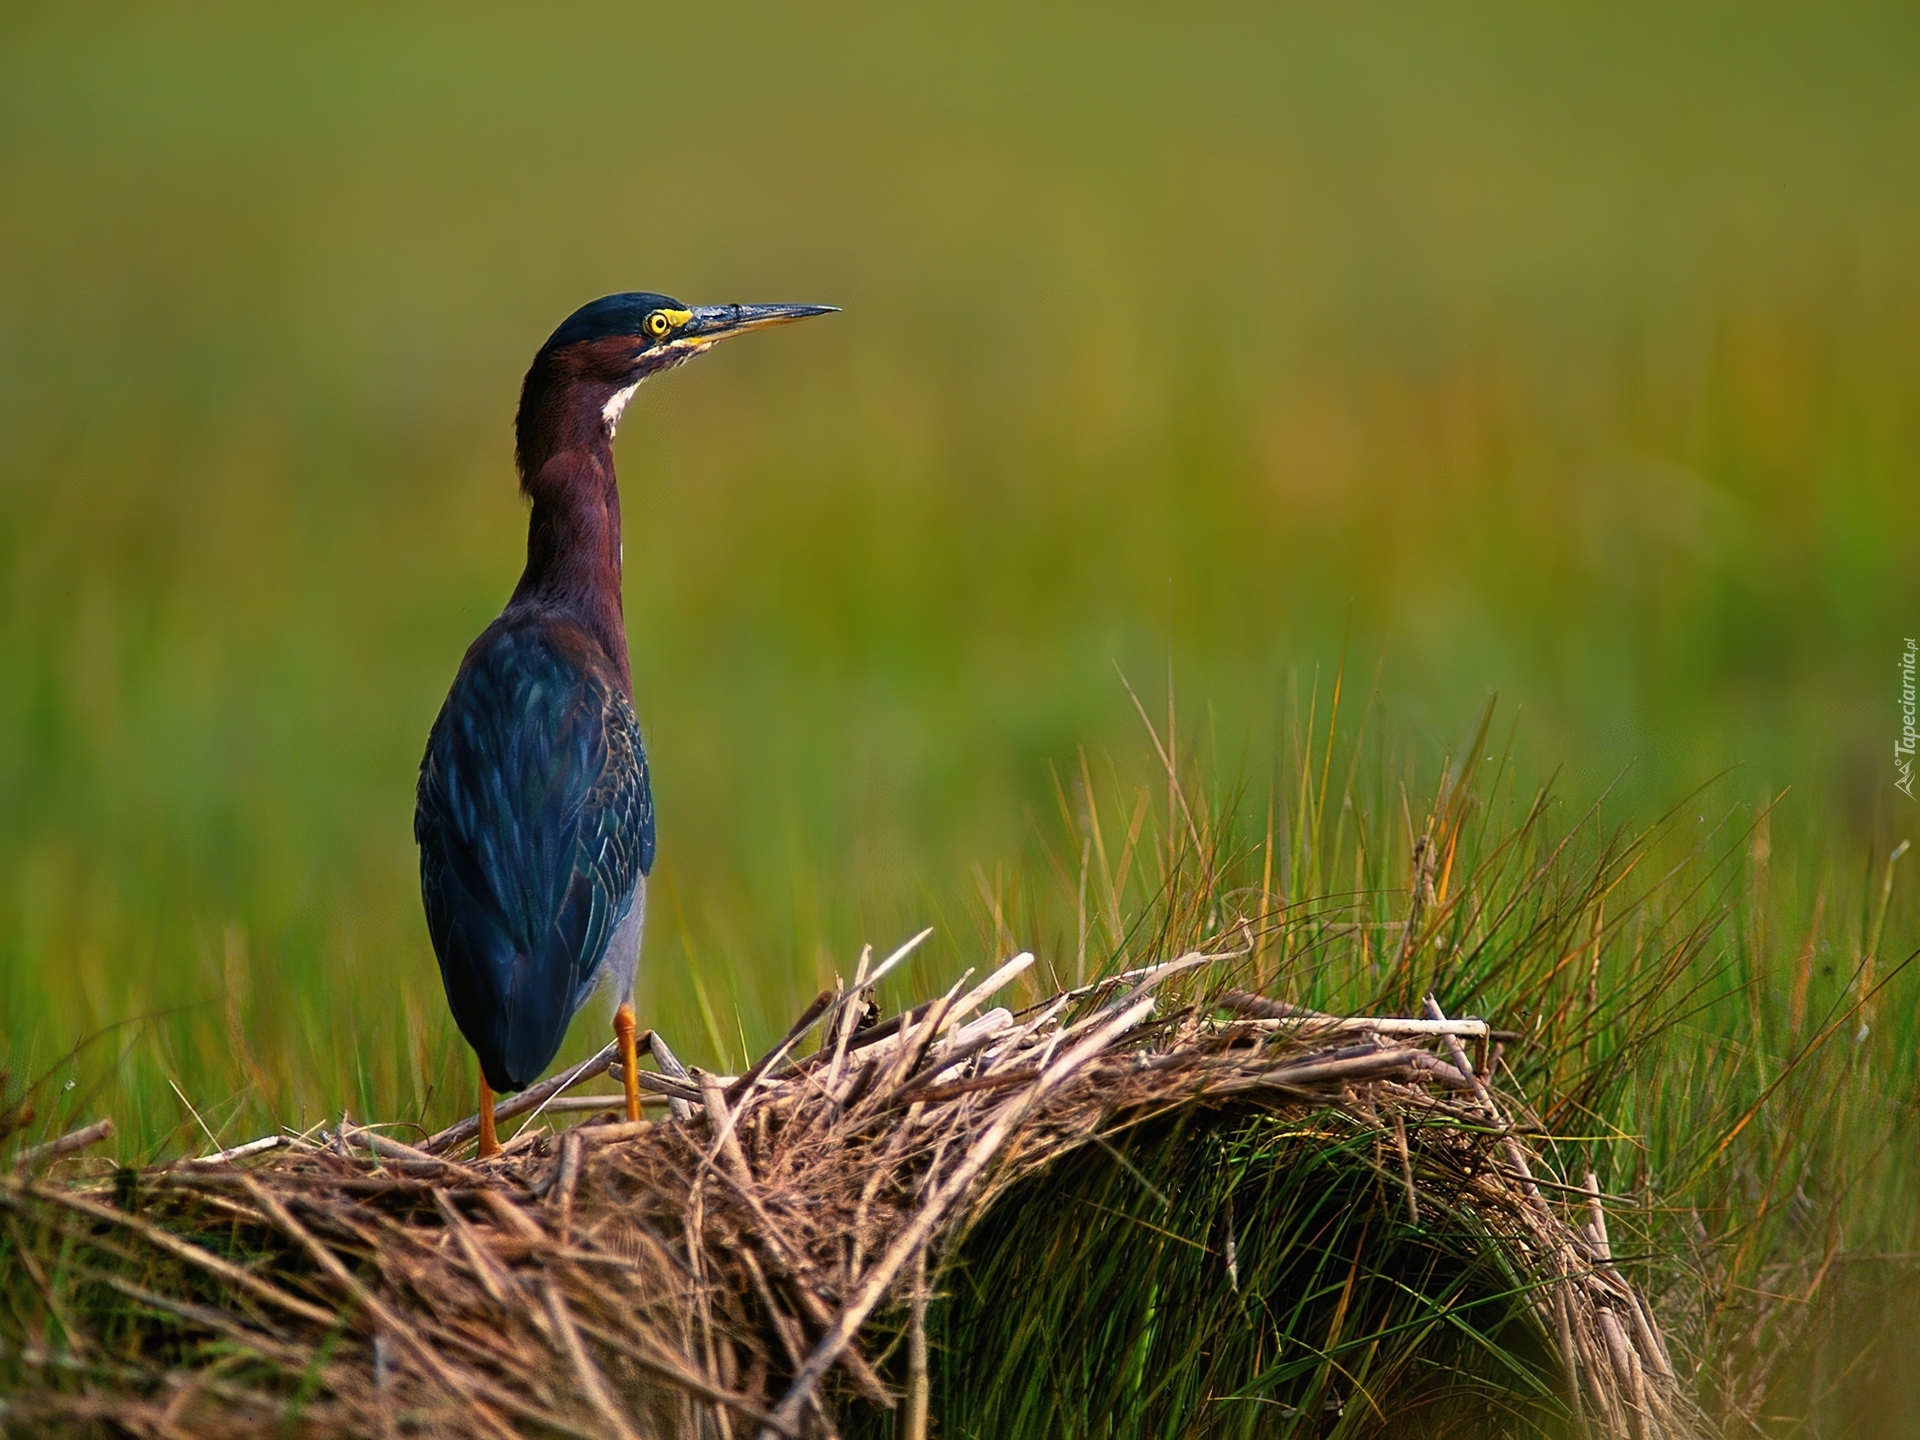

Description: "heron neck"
510 439 631 695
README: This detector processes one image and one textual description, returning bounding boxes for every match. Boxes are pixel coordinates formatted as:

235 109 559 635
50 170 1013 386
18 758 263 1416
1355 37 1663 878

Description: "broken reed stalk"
11 1118 115 1169
0 943 1699 1440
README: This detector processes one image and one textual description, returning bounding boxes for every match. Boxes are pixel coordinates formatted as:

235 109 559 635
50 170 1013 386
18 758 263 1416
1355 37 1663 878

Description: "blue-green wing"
415 620 653 1091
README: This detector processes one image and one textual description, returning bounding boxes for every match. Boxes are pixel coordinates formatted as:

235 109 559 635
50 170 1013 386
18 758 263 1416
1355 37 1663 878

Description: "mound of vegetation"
0 940 1689 1438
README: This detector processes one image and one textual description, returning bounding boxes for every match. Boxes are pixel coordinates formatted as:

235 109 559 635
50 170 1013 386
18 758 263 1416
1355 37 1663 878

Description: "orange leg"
478 1071 500 1158
615 1002 642 1123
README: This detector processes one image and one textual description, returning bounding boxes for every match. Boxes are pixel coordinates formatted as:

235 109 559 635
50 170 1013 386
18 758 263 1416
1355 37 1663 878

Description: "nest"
0 941 1696 1439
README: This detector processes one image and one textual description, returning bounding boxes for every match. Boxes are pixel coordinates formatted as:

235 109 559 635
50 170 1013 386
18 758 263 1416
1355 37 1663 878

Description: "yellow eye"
645 311 672 337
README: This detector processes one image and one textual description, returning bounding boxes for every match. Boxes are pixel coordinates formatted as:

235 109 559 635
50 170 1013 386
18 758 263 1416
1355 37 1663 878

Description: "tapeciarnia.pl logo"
1900 637 1917 799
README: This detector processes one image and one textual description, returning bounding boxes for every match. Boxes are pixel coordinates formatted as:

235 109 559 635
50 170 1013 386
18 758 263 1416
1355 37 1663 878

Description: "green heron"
415 293 834 1156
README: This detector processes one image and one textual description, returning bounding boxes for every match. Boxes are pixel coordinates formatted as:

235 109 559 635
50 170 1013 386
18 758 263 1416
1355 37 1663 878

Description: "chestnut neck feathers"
509 335 637 695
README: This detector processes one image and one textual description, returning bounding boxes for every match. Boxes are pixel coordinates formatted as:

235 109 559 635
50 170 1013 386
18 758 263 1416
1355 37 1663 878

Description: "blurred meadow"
2 6 1918 1411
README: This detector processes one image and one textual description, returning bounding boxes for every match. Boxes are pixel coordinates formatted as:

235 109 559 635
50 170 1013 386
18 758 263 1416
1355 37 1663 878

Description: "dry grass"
0 942 1697 1439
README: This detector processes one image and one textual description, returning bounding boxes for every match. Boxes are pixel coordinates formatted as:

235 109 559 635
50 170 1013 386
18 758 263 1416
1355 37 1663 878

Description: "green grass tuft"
918 1108 1568 1440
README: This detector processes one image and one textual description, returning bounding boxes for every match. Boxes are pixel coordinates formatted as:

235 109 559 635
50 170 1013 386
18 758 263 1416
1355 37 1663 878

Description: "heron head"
514 292 836 477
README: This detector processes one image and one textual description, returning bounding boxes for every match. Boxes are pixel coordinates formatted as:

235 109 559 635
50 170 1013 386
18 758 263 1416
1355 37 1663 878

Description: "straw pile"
0 936 1696 1439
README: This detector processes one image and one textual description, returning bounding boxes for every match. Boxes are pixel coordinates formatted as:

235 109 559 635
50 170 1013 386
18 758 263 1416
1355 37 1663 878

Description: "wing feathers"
416 618 653 1092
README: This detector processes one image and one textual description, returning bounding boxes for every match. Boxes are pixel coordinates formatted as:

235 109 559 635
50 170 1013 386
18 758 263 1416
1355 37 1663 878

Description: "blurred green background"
1 3 1916 1153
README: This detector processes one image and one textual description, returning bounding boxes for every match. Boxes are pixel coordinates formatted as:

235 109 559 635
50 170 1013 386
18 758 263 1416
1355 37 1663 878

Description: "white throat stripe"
602 381 642 435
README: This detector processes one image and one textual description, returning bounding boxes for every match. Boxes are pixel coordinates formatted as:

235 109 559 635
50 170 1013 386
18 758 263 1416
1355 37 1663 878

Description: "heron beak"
669 303 838 355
